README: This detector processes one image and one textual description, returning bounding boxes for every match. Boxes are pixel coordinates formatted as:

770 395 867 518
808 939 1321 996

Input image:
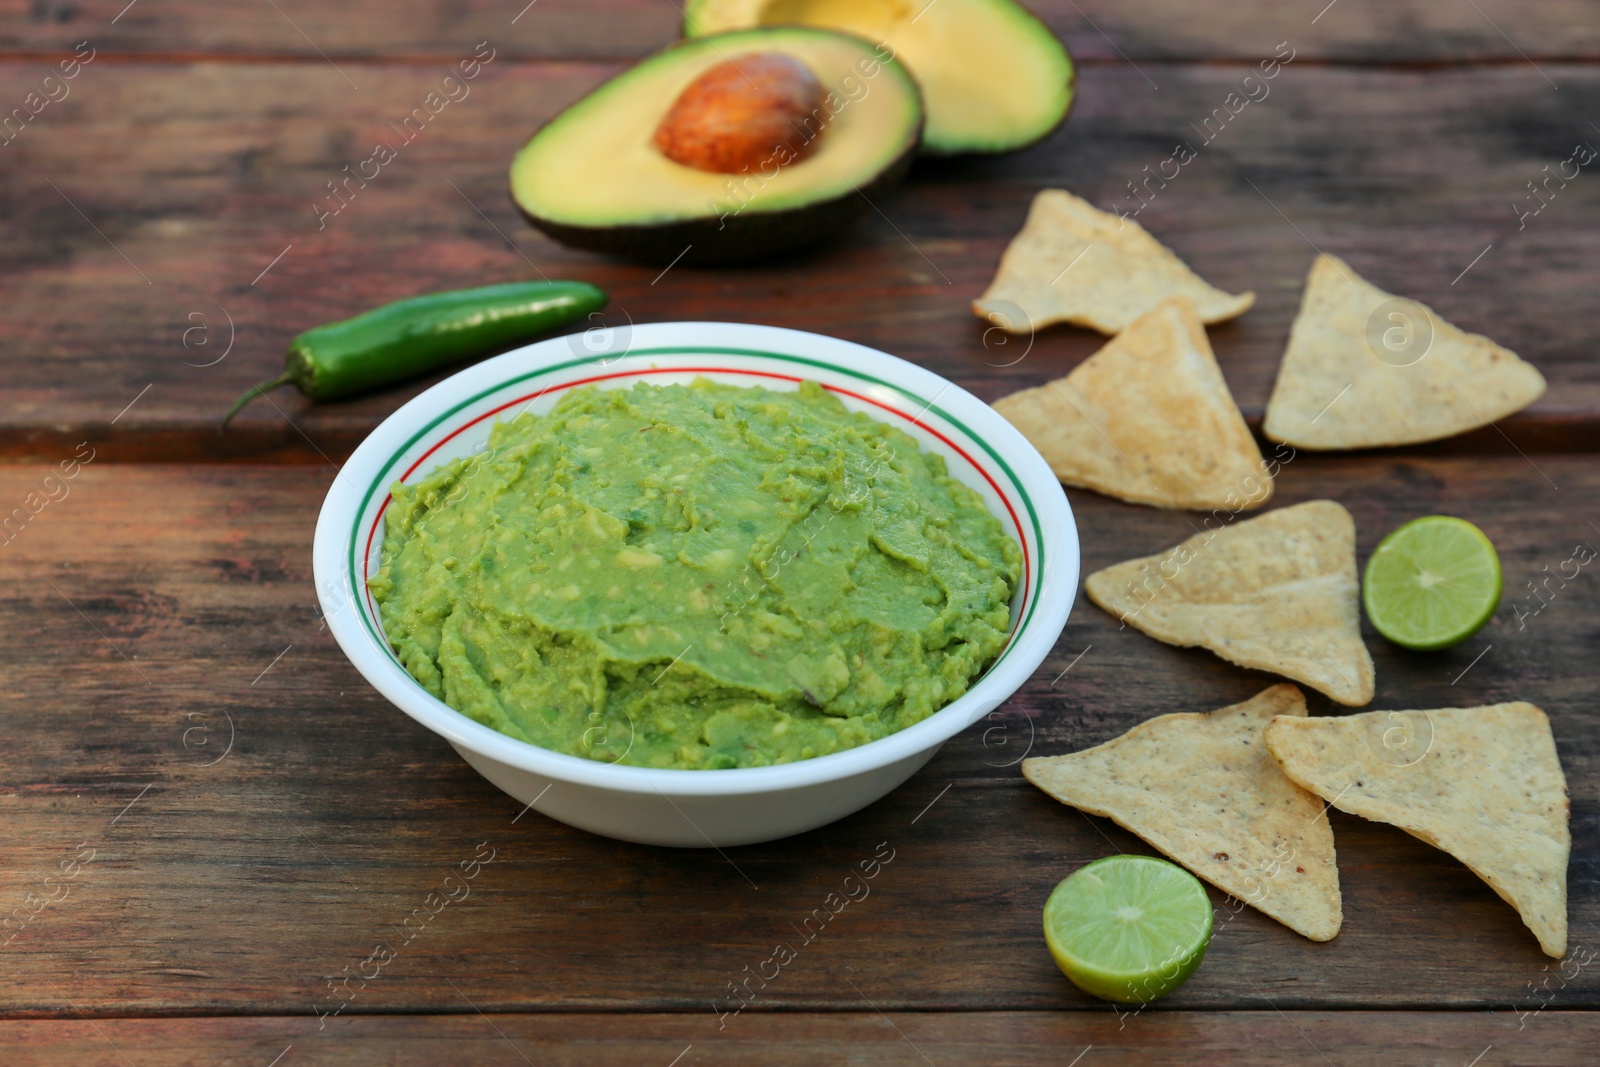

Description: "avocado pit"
652 51 827 174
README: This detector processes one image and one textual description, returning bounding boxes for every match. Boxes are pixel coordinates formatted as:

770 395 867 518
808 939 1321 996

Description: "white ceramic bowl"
314 322 1077 846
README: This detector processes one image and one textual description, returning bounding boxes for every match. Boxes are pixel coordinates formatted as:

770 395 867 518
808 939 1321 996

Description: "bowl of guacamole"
315 322 1077 846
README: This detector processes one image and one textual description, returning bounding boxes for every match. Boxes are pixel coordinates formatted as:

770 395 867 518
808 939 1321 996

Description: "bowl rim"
313 321 1078 797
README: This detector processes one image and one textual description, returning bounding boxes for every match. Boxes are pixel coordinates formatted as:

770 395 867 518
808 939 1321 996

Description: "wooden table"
2 2 1596 1062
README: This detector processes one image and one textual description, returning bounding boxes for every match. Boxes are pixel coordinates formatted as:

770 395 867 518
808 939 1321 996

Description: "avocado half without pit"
510 28 924 265
683 0 1074 155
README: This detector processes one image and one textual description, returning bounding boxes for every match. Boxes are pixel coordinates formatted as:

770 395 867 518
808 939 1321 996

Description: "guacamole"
369 379 1022 770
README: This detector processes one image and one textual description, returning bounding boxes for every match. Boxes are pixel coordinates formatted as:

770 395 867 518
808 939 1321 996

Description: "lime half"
1043 855 1212 1003
1363 516 1501 651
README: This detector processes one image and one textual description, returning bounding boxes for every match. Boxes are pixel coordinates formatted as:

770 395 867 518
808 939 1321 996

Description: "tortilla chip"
1264 254 1546 449
974 189 1255 335
1023 685 1342 941
1265 703 1569 957
1085 500 1375 705
992 298 1271 510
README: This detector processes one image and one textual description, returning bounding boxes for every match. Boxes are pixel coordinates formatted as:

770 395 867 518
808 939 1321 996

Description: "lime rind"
1363 516 1502 651
1043 855 1213 1003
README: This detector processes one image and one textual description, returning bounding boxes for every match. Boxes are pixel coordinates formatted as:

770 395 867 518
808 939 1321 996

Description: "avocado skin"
512 135 917 266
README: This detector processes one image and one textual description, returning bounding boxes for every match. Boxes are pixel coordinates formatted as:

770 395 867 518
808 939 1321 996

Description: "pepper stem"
220 372 296 428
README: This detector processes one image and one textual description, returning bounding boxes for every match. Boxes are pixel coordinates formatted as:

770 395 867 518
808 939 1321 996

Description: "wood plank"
1 1011 1597 1065
1 0 1598 63
1 61 1597 460
0 458 1594 1016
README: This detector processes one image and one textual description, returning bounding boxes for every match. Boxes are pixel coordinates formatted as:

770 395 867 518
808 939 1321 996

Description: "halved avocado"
510 28 923 266
683 0 1074 155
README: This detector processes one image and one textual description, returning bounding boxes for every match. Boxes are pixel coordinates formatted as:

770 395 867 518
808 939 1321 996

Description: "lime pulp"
1043 855 1213 1003
1363 515 1501 651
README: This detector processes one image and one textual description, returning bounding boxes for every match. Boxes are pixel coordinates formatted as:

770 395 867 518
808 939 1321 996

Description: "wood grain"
1 61 1597 460
1 1011 1596 1066
2 0 1598 1047
0 459 1592 1016
1 0 1597 63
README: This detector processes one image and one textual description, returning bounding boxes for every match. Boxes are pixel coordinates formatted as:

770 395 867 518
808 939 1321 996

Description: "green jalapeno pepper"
222 279 607 425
